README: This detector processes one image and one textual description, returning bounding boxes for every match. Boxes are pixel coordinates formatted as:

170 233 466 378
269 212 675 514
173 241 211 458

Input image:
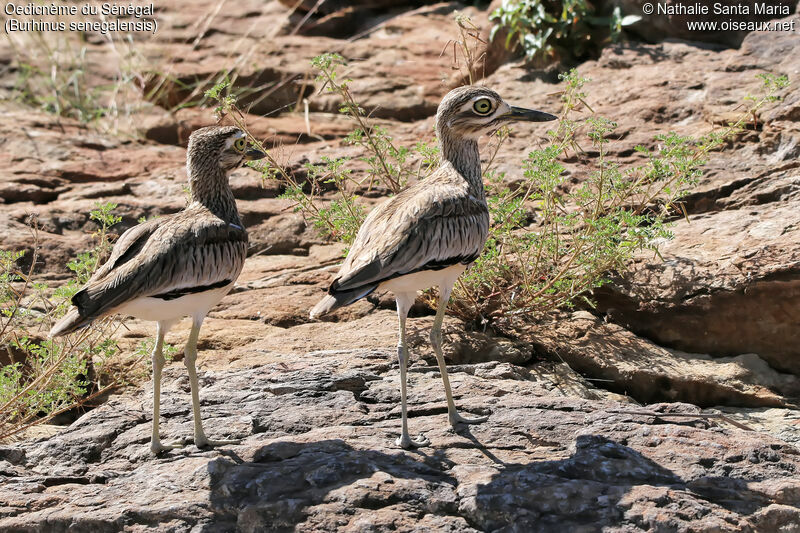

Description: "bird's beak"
244 148 266 161
508 106 558 122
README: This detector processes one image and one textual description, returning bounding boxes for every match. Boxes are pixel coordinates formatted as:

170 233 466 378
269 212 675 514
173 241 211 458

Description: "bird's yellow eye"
233 138 246 152
473 98 492 115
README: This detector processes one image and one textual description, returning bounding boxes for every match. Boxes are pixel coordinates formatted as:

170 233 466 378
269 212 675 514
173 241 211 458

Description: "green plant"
0 207 135 442
203 29 787 330
448 71 789 325
50 202 123 310
279 156 367 245
489 0 641 63
203 76 239 117
312 53 414 194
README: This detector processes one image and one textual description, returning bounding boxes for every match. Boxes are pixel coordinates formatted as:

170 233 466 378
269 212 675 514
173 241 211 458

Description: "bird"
50 125 265 453
310 86 557 448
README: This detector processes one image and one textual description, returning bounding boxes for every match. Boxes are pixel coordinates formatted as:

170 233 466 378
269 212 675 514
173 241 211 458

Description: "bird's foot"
449 411 489 428
194 435 240 448
150 438 187 454
396 433 430 449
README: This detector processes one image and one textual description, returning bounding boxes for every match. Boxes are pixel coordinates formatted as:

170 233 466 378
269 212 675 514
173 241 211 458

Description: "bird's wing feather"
88 218 161 282
332 176 488 293
73 211 247 319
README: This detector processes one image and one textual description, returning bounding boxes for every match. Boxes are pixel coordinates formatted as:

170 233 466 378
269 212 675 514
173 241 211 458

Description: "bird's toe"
150 438 187 454
195 436 241 448
396 433 430 449
449 412 489 428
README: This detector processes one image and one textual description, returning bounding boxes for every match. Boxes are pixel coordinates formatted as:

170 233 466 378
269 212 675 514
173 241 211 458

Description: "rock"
595 198 800 374
528 312 800 407
0 361 798 532
4 1 800 529
139 107 355 147
717 406 800 446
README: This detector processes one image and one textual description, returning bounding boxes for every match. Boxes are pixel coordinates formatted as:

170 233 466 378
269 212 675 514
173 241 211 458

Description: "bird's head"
435 86 557 140
187 126 266 173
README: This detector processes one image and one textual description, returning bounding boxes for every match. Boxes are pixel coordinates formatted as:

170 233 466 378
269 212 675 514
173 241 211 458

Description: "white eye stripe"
459 97 487 111
223 131 246 149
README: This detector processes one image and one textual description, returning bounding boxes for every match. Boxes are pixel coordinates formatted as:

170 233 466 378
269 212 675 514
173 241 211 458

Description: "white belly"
379 264 467 294
114 284 234 322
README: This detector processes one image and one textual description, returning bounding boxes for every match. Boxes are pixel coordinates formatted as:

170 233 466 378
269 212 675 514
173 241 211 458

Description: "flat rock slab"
1 352 799 532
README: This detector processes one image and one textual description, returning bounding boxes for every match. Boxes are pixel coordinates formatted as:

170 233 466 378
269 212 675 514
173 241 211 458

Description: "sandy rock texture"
1 0 800 531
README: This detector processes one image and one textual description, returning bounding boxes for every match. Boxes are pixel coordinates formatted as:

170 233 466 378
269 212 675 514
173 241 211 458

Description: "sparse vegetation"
206 43 789 330
455 71 788 325
205 54 439 246
2 17 148 133
0 204 136 442
2 7 281 135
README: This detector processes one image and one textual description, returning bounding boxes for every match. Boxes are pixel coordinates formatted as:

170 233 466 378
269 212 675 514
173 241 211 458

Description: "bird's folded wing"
332 188 488 293
88 218 161 282
73 216 247 319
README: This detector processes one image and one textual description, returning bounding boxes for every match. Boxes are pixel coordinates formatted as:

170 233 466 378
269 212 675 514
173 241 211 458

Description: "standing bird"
311 86 557 448
50 126 265 453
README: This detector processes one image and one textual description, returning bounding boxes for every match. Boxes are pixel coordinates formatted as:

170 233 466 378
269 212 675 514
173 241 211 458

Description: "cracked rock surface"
2 354 799 532
1 1 800 531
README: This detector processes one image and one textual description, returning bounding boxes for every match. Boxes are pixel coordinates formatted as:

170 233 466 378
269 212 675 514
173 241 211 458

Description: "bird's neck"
439 131 484 199
186 162 241 224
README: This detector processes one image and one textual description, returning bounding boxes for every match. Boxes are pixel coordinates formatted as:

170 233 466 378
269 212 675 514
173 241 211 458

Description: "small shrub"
203 31 788 330
490 0 641 63
450 71 789 326
0 206 133 442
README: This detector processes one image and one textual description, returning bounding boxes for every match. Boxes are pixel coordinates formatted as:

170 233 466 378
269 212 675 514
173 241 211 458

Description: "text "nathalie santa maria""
656 2 790 15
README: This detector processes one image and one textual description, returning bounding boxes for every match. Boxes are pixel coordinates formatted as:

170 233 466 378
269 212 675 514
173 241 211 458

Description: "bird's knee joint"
396 343 407 364
430 331 442 348
183 352 196 367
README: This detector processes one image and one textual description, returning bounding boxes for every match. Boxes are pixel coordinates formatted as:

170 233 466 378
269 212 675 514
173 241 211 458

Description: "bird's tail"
309 284 377 319
49 307 91 338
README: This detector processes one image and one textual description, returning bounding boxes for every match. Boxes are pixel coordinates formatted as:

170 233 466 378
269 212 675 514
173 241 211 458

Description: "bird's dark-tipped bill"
245 148 266 161
509 106 558 122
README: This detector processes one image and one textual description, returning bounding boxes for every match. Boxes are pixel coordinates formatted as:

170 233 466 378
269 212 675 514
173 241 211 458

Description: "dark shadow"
470 433 773 532
206 438 460 531
204 432 777 532
451 424 508 467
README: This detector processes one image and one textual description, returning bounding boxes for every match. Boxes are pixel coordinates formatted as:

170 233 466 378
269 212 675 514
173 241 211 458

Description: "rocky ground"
1 0 800 531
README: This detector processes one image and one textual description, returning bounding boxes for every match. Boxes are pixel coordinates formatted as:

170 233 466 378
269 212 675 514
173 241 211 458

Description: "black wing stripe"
153 279 232 301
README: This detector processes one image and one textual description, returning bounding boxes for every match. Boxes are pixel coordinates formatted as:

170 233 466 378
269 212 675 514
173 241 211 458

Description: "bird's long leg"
184 314 239 448
432 283 489 428
395 292 430 449
151 320 184 454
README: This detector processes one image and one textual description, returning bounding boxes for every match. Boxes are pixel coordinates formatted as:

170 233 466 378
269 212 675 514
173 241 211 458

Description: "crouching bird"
50 126 265 453
311 86 557 448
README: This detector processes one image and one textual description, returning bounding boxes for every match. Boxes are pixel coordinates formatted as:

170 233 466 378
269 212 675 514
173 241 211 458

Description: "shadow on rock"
463 434 774 532
206 438 460 532
202 431 782 532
